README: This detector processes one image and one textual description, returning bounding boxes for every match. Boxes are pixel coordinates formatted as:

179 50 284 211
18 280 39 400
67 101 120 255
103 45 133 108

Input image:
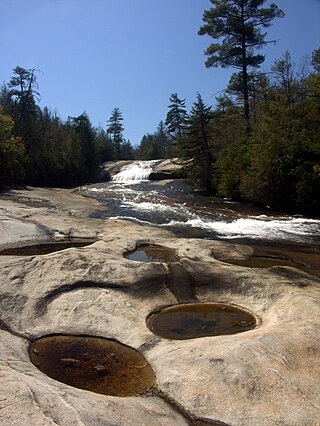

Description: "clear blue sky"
1 0 319 145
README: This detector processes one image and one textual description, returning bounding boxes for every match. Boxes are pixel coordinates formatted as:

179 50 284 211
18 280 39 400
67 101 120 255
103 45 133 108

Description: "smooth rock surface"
149 158 185 180
0 187 319 426
102 158 185 181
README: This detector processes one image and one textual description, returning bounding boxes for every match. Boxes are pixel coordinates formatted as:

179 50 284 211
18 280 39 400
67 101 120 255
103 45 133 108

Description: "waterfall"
112 160 160 183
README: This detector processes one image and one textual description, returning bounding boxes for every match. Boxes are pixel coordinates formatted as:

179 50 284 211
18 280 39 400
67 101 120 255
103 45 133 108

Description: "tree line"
164 48 320 215
0 67 137 187
163 0 319 215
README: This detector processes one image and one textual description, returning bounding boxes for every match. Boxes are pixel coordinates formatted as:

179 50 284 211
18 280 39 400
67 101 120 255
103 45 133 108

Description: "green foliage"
2 46 320 216
217 136 249 200
311 48 320 72
165 93 188 151
7 66 41 150
169 47 320 215
0 107 25 185
135 134 157 160
215 50 320 214
0 66 117 187
154 121 170 158
120 140 134 160
199 0 284 132
94 127 114 164
106 107 125 159
177 93 215 193
135 121 170 160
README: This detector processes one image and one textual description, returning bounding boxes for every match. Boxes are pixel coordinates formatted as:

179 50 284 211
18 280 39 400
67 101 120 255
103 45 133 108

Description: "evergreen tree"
199 0 284 134
311 48 320 73
216 50 320 214
34 107 64 185
106 107 124 159
8 66 41 148
120 139 134 160
94 127 114 163
6 66 43 183
135 122 169 160
0 107 25 185
165 93 188 150
154 121 169 158
227 70 270 123
135 134 156 160
179 93 214 193
271 51 296 105
68 112 98 181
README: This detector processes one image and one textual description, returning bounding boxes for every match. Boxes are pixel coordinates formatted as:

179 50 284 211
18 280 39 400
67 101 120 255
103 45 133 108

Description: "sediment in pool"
0 240 95 256
29 335 156 396
147 303 257 340
222 256 305 270
124 244 179 263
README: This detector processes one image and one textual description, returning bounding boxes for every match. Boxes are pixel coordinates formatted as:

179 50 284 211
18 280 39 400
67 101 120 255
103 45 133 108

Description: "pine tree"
8 66 41 148
165 93 188 150
154 121 169 158
180 93 214 193
199 0 284 134
106 107 124 160
68 112 98 181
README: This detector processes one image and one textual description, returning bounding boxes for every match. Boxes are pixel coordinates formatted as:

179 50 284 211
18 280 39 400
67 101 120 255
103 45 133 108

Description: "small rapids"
81 161 320 245
112 160 160 183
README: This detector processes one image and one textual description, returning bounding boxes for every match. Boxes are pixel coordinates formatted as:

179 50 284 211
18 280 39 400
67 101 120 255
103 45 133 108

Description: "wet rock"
91 165 111 182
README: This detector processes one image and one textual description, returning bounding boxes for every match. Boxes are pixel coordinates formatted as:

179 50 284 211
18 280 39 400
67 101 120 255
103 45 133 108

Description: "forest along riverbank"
80 160 320 248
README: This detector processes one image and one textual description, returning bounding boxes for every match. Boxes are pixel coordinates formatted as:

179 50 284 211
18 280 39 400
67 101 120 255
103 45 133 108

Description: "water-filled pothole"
29 335 156 396
0 240 94 256
147 303 257 340
124 244 179 263
223 256 305 270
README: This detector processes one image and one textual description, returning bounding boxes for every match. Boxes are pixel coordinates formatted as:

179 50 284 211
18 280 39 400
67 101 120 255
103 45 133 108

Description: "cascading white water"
112 160 160 183
82 159 320 243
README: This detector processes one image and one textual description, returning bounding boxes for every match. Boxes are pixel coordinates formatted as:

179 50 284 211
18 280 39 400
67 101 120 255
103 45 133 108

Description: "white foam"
166 216 320 241
112 160 160 183
119 200 175 212
109 216 155 226
87 188 106 193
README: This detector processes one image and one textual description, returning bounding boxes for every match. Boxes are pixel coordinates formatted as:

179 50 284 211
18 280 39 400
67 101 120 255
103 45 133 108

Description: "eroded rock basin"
0 185 319 426
147 303 257 340
29 335 156 397
0 240 94 256
125 244 179 263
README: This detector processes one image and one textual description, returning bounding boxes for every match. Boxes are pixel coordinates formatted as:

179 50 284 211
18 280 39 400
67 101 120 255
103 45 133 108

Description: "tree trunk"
242 45 251 135
240 3 251 136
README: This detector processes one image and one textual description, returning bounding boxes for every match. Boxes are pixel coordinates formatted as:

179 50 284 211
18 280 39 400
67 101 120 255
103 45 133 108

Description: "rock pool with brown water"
0 240 94 256
29 335 156 396
124 244 179 263
147 303 257 340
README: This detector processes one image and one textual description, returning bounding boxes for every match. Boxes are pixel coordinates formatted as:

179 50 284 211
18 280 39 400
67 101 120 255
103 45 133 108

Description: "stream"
80 160 320 250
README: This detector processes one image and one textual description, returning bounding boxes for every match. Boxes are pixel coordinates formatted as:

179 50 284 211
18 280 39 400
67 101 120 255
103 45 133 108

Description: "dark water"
79 161 320 276
0 240 94 256
147 303 257 340
124 244 179 263
29 335 156 396
81 178 320 246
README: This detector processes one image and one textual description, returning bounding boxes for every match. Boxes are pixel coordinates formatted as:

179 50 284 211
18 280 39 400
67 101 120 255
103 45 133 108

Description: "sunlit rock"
0 186 319 426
